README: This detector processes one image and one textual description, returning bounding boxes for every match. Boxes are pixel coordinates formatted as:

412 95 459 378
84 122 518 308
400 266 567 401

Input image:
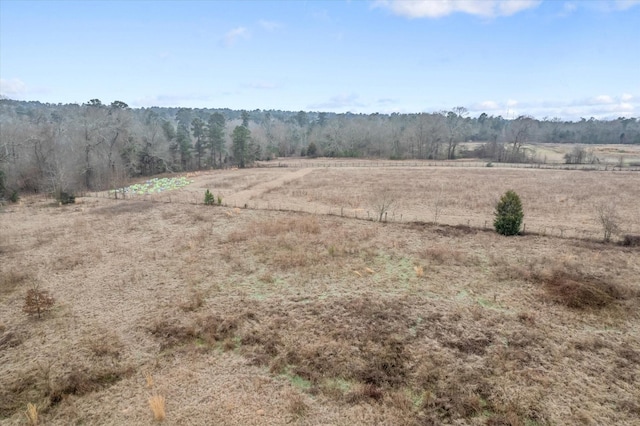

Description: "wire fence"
84 188 634 243
256 160 640 171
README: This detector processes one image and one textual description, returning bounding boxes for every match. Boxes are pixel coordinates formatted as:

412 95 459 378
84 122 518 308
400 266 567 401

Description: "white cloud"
565 0 640 13
246 81 277 89
478 100 500 110
613 0 640 10
308 93 364 111
223 27 249 47
131 92 220 108
373 0 541 18
464 93 639 120
0 78 27 98
593 95 615 104
376 98 397 105
258 20 281 31
563 2 578 13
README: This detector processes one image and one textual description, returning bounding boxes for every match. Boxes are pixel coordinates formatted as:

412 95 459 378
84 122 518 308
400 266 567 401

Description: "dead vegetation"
0 269 30 300
537 269 630 309
1 166 639 425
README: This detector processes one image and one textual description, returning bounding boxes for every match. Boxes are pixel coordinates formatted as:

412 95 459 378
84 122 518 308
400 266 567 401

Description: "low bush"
56 191 75 204
622 234 640 247
538 269 629 309
204 189 215 205
22 285 55 319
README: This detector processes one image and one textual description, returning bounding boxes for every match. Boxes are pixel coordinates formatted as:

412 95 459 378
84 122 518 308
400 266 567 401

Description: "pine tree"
494 190 524 236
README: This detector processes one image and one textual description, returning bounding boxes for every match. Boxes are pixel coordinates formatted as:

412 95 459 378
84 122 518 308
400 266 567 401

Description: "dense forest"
1 98 638 198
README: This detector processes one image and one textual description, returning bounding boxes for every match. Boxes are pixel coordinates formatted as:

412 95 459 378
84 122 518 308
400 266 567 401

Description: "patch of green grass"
455 290 469 300
283 371 312 390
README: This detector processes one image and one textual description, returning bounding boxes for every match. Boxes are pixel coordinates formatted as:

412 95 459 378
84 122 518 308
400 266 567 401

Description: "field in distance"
105 160 640 240
1 162 639 425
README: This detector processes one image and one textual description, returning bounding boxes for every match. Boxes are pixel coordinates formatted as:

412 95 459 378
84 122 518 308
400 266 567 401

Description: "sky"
1 0 639 120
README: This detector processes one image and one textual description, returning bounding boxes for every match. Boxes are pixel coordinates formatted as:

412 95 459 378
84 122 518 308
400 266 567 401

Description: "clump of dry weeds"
494 255 636 310
148 394 166 422
539 269 629 308
49 363 135 405
0 269 30 299
24 402 38 426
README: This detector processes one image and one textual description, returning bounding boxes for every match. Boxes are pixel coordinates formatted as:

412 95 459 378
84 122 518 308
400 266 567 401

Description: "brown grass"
148 394 166 422
539 269 629 309
0 269 30 300
145 372 154 389
24 403 38 426
1 164 639 425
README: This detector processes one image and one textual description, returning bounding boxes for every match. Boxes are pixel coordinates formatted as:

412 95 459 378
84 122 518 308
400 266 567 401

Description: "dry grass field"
1 161 639 425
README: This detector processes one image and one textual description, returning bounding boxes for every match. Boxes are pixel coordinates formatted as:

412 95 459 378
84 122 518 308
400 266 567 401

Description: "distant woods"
1 98 638 196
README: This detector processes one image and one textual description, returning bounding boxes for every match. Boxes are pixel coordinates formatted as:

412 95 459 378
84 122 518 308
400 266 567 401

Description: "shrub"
494 190 524 236
204 189 215 205
56 191 75 205
540 269 627 309
0 170 5 199
23 285 55 319
9 190 19 203
622 234 640 247
307 142 318 158
596 202 620 243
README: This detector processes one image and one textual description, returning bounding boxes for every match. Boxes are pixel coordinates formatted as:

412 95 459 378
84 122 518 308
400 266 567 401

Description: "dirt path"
224 167 315 207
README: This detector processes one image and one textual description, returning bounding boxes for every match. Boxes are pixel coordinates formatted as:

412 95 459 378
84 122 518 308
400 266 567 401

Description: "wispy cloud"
478 100 501 110
467 94 638 119
376 98 397 105
308 93 364 111
558 0 640 14
258 19 281 31
0 78 27 98
561 1 578 15
131 92 224 108
613 0 640 10
245 81 277 90
373 0 541 19
222 26 250 47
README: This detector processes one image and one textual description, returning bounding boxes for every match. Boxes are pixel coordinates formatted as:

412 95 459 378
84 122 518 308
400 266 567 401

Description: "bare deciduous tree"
596 201 620 242
431 184 446 224
444 107 469 160
371 187 396 222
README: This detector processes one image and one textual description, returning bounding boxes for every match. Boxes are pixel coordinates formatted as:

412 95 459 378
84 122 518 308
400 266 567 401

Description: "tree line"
1 98 638 197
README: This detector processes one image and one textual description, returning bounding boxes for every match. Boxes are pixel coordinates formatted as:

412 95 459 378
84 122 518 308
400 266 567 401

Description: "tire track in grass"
225 168 315 208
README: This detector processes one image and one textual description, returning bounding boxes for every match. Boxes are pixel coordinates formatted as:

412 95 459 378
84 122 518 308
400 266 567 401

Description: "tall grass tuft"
145 372 154 389
24 403 38 425
149 394 166 422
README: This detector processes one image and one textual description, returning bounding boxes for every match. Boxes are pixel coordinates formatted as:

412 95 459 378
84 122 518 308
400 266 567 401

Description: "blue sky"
1 0 639 119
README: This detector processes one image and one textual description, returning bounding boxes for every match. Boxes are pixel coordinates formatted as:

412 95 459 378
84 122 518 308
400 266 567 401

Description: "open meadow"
1 161 639 425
